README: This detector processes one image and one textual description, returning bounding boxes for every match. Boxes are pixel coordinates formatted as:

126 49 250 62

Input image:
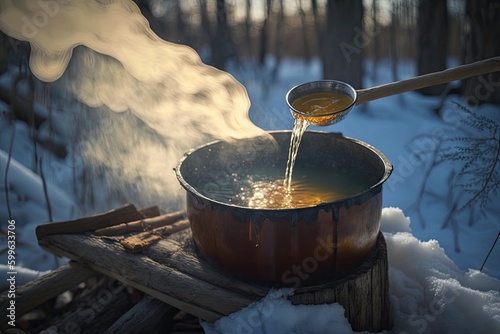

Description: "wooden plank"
36 203 144 238
36 220 391 332
146 233 269 298
0 262 94 331
38 233 258 322
104 296 177 334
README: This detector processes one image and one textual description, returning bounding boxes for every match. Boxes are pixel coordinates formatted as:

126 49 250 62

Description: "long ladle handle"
356 56 500 105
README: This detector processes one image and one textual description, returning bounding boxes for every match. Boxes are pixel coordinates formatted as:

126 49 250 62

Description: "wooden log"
38 233 258 322
46 277 134 334
104 296 177 334
0 262 94 331
119 219 190 253
95 211 185 236
146 230 269 299
290 233 392 332
139 205 161 218
36 203 144 238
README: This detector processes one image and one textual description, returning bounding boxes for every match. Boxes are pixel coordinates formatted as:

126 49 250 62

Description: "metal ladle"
286 56 500 126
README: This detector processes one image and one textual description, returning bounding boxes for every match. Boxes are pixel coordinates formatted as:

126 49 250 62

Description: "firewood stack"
35 204 190 253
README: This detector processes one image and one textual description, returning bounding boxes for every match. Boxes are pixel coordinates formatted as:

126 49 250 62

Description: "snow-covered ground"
1 57 499 333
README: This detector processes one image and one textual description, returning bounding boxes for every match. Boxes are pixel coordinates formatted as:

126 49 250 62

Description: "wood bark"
416 0 448 95
120 219 190 253
290 233 391 332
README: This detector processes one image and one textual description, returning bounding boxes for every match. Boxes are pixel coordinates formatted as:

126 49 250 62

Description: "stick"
36 203 144 239
120 219 190 253
95 211 185 236
480 230 500 272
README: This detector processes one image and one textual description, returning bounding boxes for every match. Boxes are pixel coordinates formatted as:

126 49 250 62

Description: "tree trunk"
416 0 448 96
390 1 399 82
212 0 236 70
462 0 500 105
258 0 272 66
271 0 284 81
244 0 252 56
322 0 364 89
298 0 311 63
371 0 380 82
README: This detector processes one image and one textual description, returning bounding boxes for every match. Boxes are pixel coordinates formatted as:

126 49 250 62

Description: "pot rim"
175 130 393 212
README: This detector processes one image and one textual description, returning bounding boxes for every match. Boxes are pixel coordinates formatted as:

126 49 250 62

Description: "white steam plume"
0 0 269 211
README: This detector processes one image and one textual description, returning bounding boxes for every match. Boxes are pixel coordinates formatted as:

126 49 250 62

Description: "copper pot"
175 131 392 285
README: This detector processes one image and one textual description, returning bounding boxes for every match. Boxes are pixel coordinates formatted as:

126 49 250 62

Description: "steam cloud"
0 0 268 211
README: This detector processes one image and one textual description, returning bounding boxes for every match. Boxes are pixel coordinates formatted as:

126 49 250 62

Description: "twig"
36 203 144 239
3 122 15 222
94 210 185 236
458 133 500 212
39 156 53 222
410 136 445 228
480 230 500 272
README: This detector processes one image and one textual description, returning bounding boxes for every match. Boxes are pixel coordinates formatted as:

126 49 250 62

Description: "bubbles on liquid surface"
200 167 369 209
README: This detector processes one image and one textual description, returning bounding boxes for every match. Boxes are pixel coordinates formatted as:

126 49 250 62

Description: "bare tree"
297 0 311 63
258 0 273 66
416 0 448 95
199 0 237 70
370 0 380 82
462 0 500 104
244 0 253 56
322 0 364 88
270 0 285 81
390 1 399 82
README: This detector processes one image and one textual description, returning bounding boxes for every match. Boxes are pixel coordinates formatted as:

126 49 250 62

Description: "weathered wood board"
38 229 391 332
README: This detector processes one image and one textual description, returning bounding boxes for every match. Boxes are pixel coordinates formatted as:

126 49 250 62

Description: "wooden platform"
1 204 392 332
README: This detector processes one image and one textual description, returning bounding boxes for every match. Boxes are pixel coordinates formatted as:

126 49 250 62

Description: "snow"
0 2 499 332
1 57 499 333
202 208 500 334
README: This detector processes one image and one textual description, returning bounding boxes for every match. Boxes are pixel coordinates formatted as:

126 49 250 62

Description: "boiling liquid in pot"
201 92 358 209
201 167 369 209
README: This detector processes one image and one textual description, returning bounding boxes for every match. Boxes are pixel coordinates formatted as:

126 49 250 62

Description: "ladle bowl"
286 80 357 126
